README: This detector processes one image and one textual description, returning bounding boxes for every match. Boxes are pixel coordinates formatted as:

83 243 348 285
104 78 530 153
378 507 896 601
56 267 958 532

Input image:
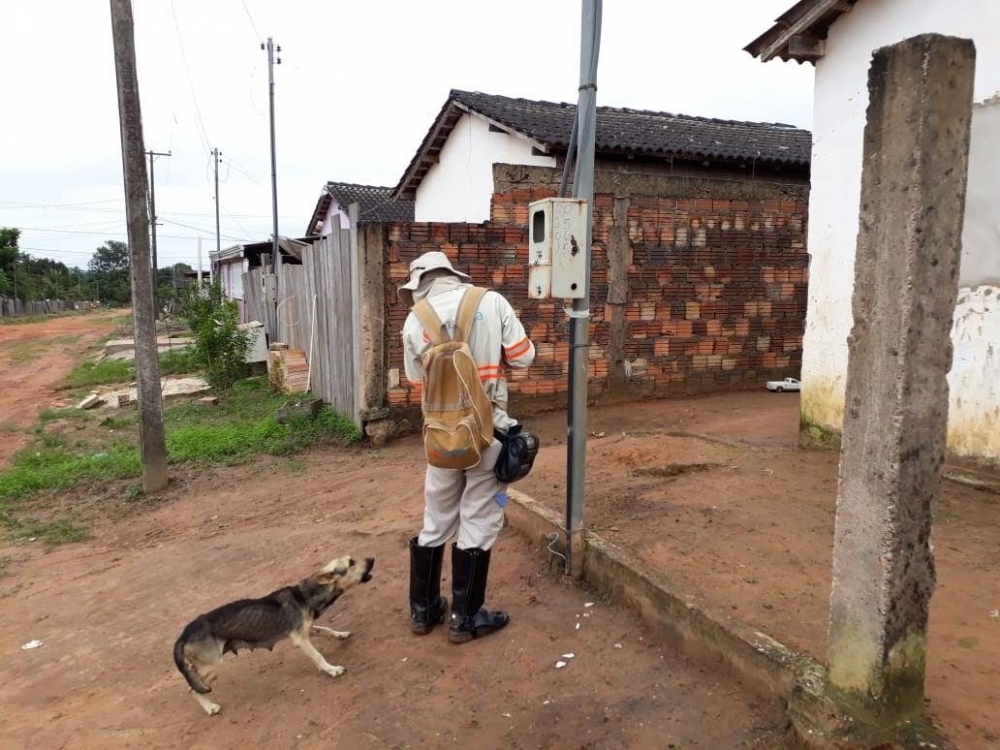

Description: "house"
210 238 308 322
368 90 817 409
305 182 414 237
746 0 1000 465
394 89 812 222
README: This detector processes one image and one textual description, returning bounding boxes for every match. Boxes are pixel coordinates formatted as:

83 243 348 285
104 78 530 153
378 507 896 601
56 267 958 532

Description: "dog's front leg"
290 632 344 678
191 690 222 716
312 625 352 640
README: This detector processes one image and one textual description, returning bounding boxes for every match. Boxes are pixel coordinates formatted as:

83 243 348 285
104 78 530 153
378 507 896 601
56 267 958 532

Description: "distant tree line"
0 226 193 307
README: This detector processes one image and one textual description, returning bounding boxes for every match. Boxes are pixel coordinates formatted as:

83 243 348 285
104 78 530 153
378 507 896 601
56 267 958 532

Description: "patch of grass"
9 334 85 363
165 379 361 463
39 408 92 424
101 414 137 429
0 311 86 326
64 347 199 389
2 514 89 545
632 463 716 479
0 441 142 502
0 378 359 525
65 358 133 388
0 423 20 433
8 340 41 363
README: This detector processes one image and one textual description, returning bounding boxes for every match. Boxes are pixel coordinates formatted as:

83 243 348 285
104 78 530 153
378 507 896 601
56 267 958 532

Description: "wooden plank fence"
0 298 100 318
242 269 265 326
242 215 363 426
301 217 361 423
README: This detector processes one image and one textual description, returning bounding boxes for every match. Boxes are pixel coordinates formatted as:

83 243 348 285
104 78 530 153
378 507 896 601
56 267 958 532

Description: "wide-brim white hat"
397 251 471 307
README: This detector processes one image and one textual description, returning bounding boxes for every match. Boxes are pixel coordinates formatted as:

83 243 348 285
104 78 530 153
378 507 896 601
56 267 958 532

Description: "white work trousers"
418 440 506 551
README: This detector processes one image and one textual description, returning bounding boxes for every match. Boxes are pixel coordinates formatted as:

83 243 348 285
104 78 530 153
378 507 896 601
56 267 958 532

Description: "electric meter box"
527 197 588 299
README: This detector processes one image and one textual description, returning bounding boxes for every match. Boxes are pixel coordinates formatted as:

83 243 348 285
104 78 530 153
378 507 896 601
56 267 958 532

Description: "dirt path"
0 311 126 467
520 393 1000 749
0 447 792 749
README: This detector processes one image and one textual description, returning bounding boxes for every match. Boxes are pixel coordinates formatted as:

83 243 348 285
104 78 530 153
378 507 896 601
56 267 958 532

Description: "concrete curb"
506 489 817 704
505 489 954 749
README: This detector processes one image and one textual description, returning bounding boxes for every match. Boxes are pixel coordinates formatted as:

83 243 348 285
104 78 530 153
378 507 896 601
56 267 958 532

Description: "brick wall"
384 179 808 411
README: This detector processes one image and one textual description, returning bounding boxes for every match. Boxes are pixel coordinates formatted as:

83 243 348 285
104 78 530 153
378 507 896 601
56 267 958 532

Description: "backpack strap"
455 287 488 343
412 299 449 346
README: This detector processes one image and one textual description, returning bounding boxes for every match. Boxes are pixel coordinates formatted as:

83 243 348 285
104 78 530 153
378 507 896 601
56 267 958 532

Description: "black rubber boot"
448 544 509 644
409 537 448 635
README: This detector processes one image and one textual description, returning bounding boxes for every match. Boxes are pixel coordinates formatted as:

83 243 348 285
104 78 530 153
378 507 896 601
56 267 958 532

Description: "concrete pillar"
357 222 388 414
827 34 975 717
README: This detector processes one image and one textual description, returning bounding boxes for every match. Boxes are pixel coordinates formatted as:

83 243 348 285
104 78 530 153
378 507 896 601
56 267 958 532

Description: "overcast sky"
0 0 812 271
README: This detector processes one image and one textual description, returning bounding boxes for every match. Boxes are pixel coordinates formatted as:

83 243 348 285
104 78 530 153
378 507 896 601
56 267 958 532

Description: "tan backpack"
412 287 494 470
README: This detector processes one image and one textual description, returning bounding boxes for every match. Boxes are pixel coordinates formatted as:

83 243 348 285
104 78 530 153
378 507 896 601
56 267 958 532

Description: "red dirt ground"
0 310 125 467
0 316 793 749
0 454 792 749
521 394 1000 749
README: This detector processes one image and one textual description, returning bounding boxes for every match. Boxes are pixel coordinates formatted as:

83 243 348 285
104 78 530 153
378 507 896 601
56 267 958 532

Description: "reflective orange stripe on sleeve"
477 364 503 382
504 337 531 359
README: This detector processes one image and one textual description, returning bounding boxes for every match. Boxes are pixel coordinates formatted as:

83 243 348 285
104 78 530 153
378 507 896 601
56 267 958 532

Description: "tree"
0 228 20 285
179 280 251 390
0 229 13 295
88 240 131 304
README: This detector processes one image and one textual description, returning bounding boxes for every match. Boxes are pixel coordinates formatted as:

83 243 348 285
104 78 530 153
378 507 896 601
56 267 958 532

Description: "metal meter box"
262 273 278 304
527 198 588 299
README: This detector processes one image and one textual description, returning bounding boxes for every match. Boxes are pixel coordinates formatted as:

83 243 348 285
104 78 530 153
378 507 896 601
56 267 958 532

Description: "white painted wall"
414 112 557 223
803 0 1000 463
218 257 247 305
320 198 350 235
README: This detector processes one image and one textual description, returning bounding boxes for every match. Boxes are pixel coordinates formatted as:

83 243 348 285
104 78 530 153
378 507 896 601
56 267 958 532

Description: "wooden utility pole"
110 0 168 492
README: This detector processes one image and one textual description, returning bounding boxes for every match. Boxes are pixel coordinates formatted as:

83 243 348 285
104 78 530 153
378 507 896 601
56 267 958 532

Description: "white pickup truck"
766 377 801 393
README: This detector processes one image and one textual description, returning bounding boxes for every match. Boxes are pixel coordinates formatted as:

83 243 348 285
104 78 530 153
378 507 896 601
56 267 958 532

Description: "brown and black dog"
173 556 374 715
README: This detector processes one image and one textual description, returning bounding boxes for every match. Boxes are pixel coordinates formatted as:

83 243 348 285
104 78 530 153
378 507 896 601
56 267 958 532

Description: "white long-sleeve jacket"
402 275 536 432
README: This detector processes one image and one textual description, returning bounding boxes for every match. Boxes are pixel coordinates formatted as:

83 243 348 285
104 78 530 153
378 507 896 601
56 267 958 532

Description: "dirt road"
0 311 125 467
0 450 792 749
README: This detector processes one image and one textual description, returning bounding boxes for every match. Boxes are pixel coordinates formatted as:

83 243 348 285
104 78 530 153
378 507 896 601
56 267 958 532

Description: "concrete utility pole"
262 36 281 273
109 0 169 493
146 149 170 317
827 33 975 719
564 0 602 576
212 147 222 258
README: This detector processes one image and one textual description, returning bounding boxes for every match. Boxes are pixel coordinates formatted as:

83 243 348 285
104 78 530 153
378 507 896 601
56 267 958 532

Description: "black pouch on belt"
493 425 540 484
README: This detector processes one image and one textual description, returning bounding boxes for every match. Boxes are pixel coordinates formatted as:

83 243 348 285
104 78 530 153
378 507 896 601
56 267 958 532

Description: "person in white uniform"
399 251 536 643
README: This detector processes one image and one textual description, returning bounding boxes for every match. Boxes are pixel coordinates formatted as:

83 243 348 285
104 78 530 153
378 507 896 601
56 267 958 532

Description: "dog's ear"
317 556 352 580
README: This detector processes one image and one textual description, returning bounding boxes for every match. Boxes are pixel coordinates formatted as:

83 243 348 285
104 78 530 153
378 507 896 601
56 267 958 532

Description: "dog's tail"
173 635 211 694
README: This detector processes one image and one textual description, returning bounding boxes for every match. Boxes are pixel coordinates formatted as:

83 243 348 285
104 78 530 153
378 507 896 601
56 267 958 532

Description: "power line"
161 217 250 242
20 246 199 259
169 0 212 155
223 206 253 240
0 198 123 210
1 201 298 219
239 0 262 42
17 225 248 242
223 156 262 185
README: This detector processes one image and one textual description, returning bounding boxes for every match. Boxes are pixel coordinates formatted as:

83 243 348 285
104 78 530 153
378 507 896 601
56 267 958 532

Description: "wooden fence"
241 213 363 426
0 298 100 318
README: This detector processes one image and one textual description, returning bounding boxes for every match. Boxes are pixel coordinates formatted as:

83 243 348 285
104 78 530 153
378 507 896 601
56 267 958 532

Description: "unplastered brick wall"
384 174 808 411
